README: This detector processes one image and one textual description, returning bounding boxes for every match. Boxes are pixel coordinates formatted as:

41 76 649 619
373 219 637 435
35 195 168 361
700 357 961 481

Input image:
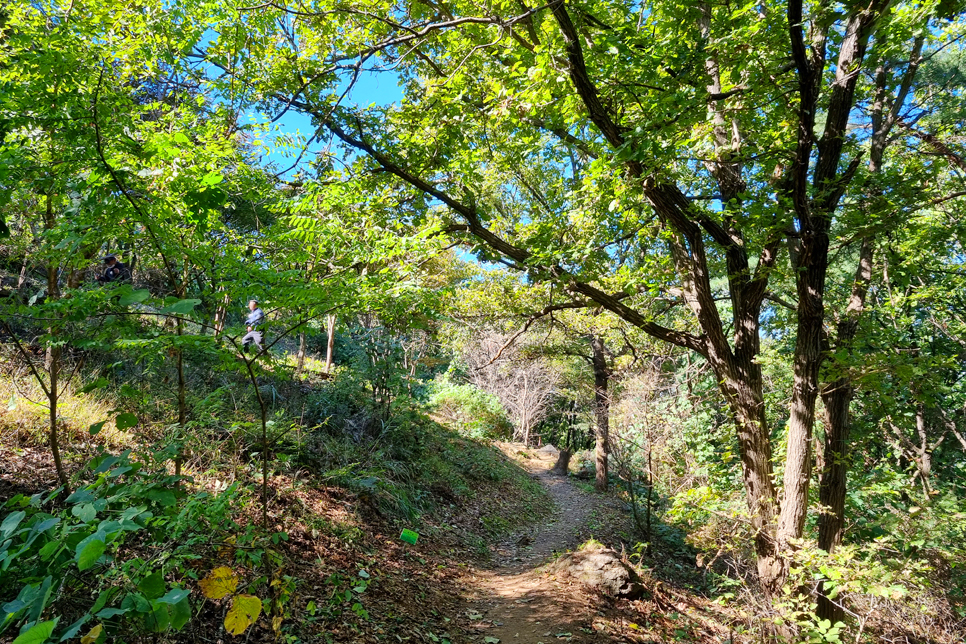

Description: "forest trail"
459 446 627 644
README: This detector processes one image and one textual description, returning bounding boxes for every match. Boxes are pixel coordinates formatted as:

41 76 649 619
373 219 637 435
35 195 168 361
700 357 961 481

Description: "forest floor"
0 421 742 644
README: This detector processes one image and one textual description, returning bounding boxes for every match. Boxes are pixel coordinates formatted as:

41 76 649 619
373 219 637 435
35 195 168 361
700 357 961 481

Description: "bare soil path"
459 446 631 644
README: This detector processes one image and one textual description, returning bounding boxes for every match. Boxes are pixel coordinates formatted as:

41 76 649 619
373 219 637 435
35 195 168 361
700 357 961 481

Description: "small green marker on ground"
399 529 419 545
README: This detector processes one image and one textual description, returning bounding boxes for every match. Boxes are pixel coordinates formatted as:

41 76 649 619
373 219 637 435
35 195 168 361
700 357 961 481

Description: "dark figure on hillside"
96 255 130 283
242 299 266 354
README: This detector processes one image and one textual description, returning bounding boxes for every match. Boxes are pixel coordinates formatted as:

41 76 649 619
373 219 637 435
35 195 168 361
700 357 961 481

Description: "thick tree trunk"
818 382 853 555
816 379 853 622
590 335 609 492
779 250 827 546
716 361 782 595
551 449 572 475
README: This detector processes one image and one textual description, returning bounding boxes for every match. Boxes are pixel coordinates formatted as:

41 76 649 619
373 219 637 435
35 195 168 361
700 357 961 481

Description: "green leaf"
77 538 105 571
94 608 128 618
201 172 224 186
88 421 106 436
3 599 27 622
79 378 109 394
169 597 191 631
156 588 190 605
173 132 190 145
92 456 120 475
71 504 96 523
144 601 170 632
27 577 53 623
159 299 201 315
114 413 138 430
31 518 59 535
65 488 95 504
1 511 26 538
89 589 115 615
145 489 176 507
138 572 165 600
57 614 90 641
118 289 151 306
38 541 61 561
12 619 56 644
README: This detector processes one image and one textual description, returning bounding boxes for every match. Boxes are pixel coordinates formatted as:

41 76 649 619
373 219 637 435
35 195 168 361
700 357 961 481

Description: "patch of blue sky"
245 69 404 178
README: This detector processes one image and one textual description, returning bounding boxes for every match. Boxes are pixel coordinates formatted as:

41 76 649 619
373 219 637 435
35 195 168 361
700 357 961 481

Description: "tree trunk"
914 405 933 495
17 258 28 290
815 35 919 622
551 449 572 475
325 314 336 374
716 362 782 595
47 344 68 490
213 289 230 337
816 238 872 622
174 317 187 477
591 335 609 492
295 328 307 376
41 193 69 491
779 250 827 547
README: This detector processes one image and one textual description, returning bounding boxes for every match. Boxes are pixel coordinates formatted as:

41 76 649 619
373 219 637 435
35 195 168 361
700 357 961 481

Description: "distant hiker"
242 299 266 354
96 255 130 283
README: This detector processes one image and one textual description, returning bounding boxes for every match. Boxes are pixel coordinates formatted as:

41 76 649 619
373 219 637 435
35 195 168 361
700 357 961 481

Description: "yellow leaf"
272 615 283 633
224 594 262 636
81 624 103 644
218 536 237 558
200 566 239 600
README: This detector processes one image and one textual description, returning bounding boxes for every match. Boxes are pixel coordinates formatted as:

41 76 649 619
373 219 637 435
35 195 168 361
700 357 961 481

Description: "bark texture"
591 335 609 491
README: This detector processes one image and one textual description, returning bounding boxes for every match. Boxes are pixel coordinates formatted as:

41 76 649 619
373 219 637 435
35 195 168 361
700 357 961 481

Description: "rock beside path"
551 546 645 599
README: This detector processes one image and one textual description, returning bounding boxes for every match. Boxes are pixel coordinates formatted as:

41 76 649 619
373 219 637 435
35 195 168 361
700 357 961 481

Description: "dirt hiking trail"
460 446 634 644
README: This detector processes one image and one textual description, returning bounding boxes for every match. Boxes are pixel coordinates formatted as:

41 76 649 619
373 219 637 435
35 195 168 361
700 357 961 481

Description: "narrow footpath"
459 447 632 644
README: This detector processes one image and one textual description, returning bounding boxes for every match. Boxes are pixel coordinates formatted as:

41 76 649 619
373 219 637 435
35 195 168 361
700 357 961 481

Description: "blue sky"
246 71 404 178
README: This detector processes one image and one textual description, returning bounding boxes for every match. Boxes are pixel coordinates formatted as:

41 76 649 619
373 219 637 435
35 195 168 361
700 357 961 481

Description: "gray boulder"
550 546 645 599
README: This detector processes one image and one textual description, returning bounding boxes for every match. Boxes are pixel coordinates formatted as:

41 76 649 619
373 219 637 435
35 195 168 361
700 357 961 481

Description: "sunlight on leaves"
224 594 262 635
80 624 103 644
199 566 239 600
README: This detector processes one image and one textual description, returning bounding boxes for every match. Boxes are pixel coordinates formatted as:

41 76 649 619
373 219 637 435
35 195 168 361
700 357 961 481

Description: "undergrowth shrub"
305 368 368 431
0 450 240 642
428 377 512 439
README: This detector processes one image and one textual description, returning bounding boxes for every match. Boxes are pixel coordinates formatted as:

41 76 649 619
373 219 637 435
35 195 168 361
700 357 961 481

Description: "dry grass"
0 368 135 450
